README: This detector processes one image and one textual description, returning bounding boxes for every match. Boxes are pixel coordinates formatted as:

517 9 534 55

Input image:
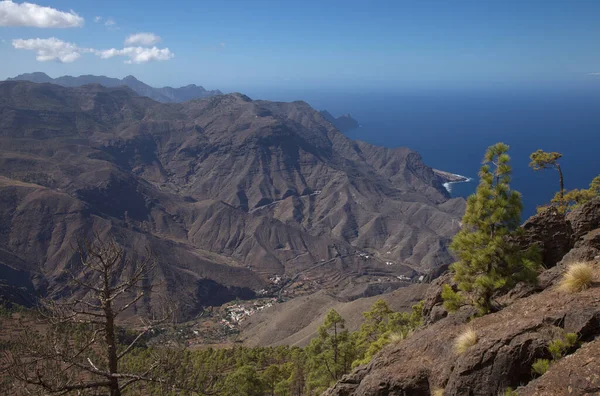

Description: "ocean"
245 86 600 219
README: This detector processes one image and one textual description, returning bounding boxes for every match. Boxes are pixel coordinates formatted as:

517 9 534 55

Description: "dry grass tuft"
559 262 594 293
454 327 478 355
388 332 406 343
431 388 445 396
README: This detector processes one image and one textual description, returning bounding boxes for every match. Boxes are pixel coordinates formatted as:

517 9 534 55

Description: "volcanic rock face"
518 338 600 395
326 200 600 396
0 81 464 317
326 264 600 396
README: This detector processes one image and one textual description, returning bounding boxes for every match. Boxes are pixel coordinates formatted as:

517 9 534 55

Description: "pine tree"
306 309 356 393
223 365 265 396
352 300 423 367
529 149 564 200
447 143 540 314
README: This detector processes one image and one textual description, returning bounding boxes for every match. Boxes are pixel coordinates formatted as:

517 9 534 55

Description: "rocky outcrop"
561 228 600 264
326 261 600 396
520 207 573 268
567 198 600 240
319 110 360 132
327 199 600 396
516 198 600 269
421 273 453 325
517 338 600 395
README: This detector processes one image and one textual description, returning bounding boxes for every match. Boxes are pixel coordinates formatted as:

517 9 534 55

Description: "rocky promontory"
319 110 360 132
326 198 600 396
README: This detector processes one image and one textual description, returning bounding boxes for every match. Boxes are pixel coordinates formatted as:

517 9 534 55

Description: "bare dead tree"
1 234 196 395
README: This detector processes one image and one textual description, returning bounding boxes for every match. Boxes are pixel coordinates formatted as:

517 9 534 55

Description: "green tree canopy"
447 143 541 314
352 299 423 367
529 149 564 200
305 309 356 393
223 365 265 396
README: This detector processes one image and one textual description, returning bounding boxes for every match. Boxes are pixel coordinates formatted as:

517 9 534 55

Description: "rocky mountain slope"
0 81 464 318
7 72 222 103
326 199 600 396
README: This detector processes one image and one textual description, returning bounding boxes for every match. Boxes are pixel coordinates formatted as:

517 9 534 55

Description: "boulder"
567 198 600 241
560 228 600 264
421 273 452 325
520 207 573 268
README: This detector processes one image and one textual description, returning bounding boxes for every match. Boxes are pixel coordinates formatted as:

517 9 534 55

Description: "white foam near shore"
443 174 472 193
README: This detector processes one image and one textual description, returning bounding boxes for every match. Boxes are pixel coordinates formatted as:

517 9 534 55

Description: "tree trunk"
557 164 564 200
103 275 121 396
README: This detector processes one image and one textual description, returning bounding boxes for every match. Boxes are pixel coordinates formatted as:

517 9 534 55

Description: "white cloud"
0 0 83 28
588 72 600 76
95 46 174 64
93 16 118 30
12 37 88 62
125 32 161 46
13 31 175 65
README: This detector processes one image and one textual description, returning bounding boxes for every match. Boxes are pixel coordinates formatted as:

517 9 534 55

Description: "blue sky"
2 0 600 92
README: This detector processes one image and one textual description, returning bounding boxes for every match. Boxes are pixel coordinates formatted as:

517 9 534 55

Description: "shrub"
503 388 519 396
548 333 578 360
531 359 551 376
441 284 462 312
454 328 478 354
559 262 594 293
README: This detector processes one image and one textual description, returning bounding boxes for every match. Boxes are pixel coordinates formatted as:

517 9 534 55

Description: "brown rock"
567 198 600 241
421 272 452 325
520 207 573 268
518 338 600 396
326 264 600 396
560 229 600 264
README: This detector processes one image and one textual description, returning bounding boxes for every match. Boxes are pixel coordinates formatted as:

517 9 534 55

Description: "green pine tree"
446 143 541 314
306 309 356 393
223 365 265 396
352 300 423 367
529 149 564 200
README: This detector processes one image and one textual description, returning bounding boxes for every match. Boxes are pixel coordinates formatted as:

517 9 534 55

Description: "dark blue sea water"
245 87 600 219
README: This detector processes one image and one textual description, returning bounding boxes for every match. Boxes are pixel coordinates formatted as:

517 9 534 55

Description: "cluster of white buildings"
220 299 276 329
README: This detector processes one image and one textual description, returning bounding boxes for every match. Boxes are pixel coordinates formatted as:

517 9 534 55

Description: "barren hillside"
0 81 464 318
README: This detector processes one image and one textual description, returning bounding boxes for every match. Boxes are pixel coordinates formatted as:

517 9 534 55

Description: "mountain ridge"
7 72 223 103
0 80 465 318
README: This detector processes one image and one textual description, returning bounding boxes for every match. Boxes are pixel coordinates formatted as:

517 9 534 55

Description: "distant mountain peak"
319 110 360 133
6 72 221 103
122 75 140 82
8 72 53 84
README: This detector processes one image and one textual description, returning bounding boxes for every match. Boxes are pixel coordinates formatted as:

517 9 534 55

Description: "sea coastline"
433 169 472 193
